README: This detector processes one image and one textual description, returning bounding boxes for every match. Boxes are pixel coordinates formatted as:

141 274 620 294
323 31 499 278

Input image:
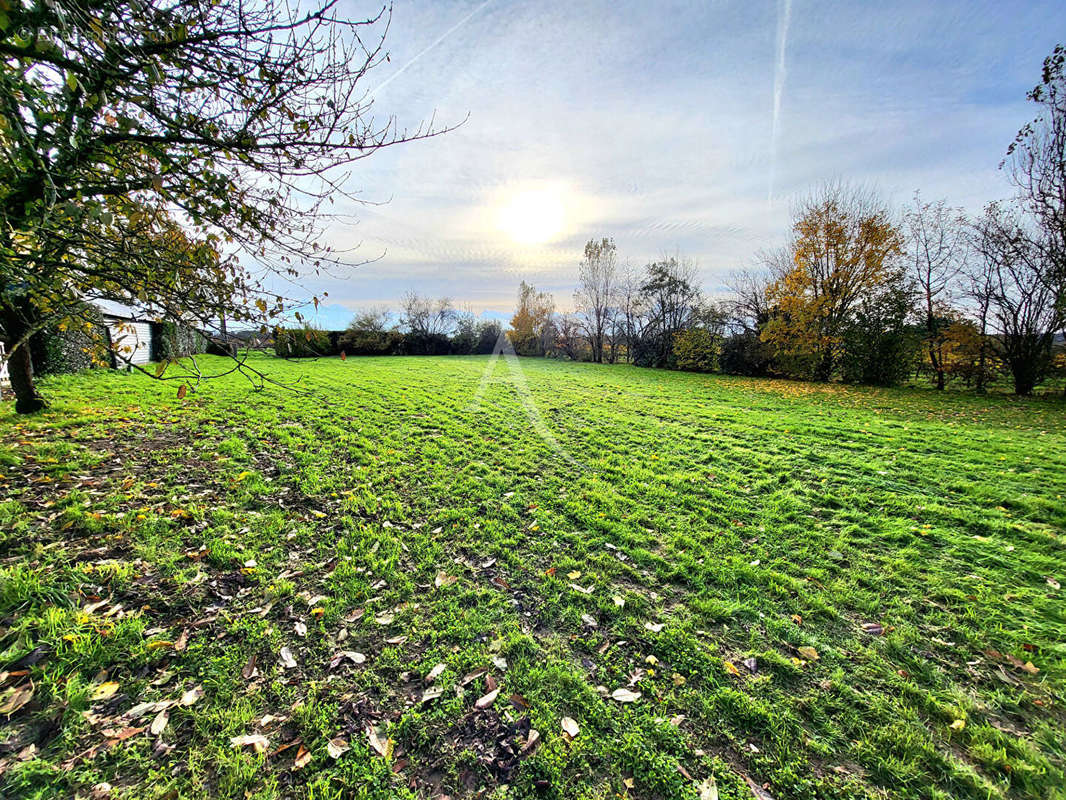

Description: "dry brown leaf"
179 685 204 706
365 727 393 758
327 736 351 759
0 682 33 715
174 629 189 652
434 572 457 588
279 647 297 670
425 663 447 684
231 733 270 753
149 709 168 736
293 745 312 769
475 687 500 709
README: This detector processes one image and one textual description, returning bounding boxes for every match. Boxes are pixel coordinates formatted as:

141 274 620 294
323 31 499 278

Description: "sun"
497 187 566 245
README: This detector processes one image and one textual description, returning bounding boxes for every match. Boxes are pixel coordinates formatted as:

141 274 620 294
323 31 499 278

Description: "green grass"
1 354 1064 800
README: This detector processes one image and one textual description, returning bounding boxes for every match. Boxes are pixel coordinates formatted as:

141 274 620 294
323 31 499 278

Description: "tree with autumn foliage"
508 282 555 356
0 0 445 412
762 183 906 381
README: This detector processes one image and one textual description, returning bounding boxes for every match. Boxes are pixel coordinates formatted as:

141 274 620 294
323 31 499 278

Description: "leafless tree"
348 306 393 334
611 261 644 363
400 292 455 338
971 202 1063 395
555 314 586 361
575 238 618 363
903 193 969 389
1006 44 1066 392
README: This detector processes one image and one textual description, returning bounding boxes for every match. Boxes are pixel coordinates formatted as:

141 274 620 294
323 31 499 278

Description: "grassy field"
1 354 1064 800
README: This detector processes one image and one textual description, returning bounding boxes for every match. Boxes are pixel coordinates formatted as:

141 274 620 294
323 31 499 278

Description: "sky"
296 0 1065 328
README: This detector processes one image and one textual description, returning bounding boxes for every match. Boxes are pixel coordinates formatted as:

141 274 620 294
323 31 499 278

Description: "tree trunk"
0 302 46 413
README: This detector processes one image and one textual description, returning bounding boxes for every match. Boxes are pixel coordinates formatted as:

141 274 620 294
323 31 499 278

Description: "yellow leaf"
797 646 819 661
147 641 173 650
723 661 740 677
90 682 120 701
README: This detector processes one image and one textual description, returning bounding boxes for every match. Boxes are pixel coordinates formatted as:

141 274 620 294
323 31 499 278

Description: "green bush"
153 320 208 361
672 327 721 372
273 327 333 358
30 303 109 375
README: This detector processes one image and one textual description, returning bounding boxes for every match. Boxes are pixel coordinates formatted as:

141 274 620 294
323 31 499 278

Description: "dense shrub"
672 328 721 372
401 331 452 356
274 327 333 358
337 327 403 355
720 331 773 376
153 321 208 361
840 285 919 387
30 304 108 375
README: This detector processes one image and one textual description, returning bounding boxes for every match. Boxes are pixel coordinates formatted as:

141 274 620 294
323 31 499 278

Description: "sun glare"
497 187 566 245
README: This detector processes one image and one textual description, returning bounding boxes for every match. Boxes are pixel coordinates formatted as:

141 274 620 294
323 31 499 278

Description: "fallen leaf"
179 685 204 706
697 777 719 800
570 583 593 594
797 646 819 661
279 647 297 669
613 595 625 608
375 613 394 625
293 745 312 769
611 687 641 703
294 621 307 637
422 686 444 702
89 682 120 702
475 687 500 709
329 651 366 669
231 733 270 753
327 736 351 759
567 570 582 580
742 657 758 674
861 622 884 636
425 663 447 684
174 629 189 652
1047 577 1060 590
950 718 966 730
645 622 664 633
365 727 393 758
434 572 457 588
561 716 579 738
242 654 259 680
0 682 33 715
149 709 168 736
723 661 741 677
581 613 598 628
672 672 685 686
1020 661 1040 675
743 774 774 800
521 728 541 755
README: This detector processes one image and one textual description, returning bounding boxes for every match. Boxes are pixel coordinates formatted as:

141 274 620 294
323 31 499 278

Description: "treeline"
501 179 1064 395
274 293 503 358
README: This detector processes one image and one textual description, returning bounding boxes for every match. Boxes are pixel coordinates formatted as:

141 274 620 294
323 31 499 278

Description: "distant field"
1 354 1064 800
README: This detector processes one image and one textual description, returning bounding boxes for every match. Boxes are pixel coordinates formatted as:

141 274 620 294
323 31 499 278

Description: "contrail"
368 0 494 98
768 0 793 205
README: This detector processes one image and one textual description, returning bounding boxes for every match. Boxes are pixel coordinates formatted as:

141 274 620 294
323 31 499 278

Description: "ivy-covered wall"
30 304 109 376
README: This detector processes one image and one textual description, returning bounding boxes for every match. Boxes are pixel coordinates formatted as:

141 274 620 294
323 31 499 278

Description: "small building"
102 312 155 367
